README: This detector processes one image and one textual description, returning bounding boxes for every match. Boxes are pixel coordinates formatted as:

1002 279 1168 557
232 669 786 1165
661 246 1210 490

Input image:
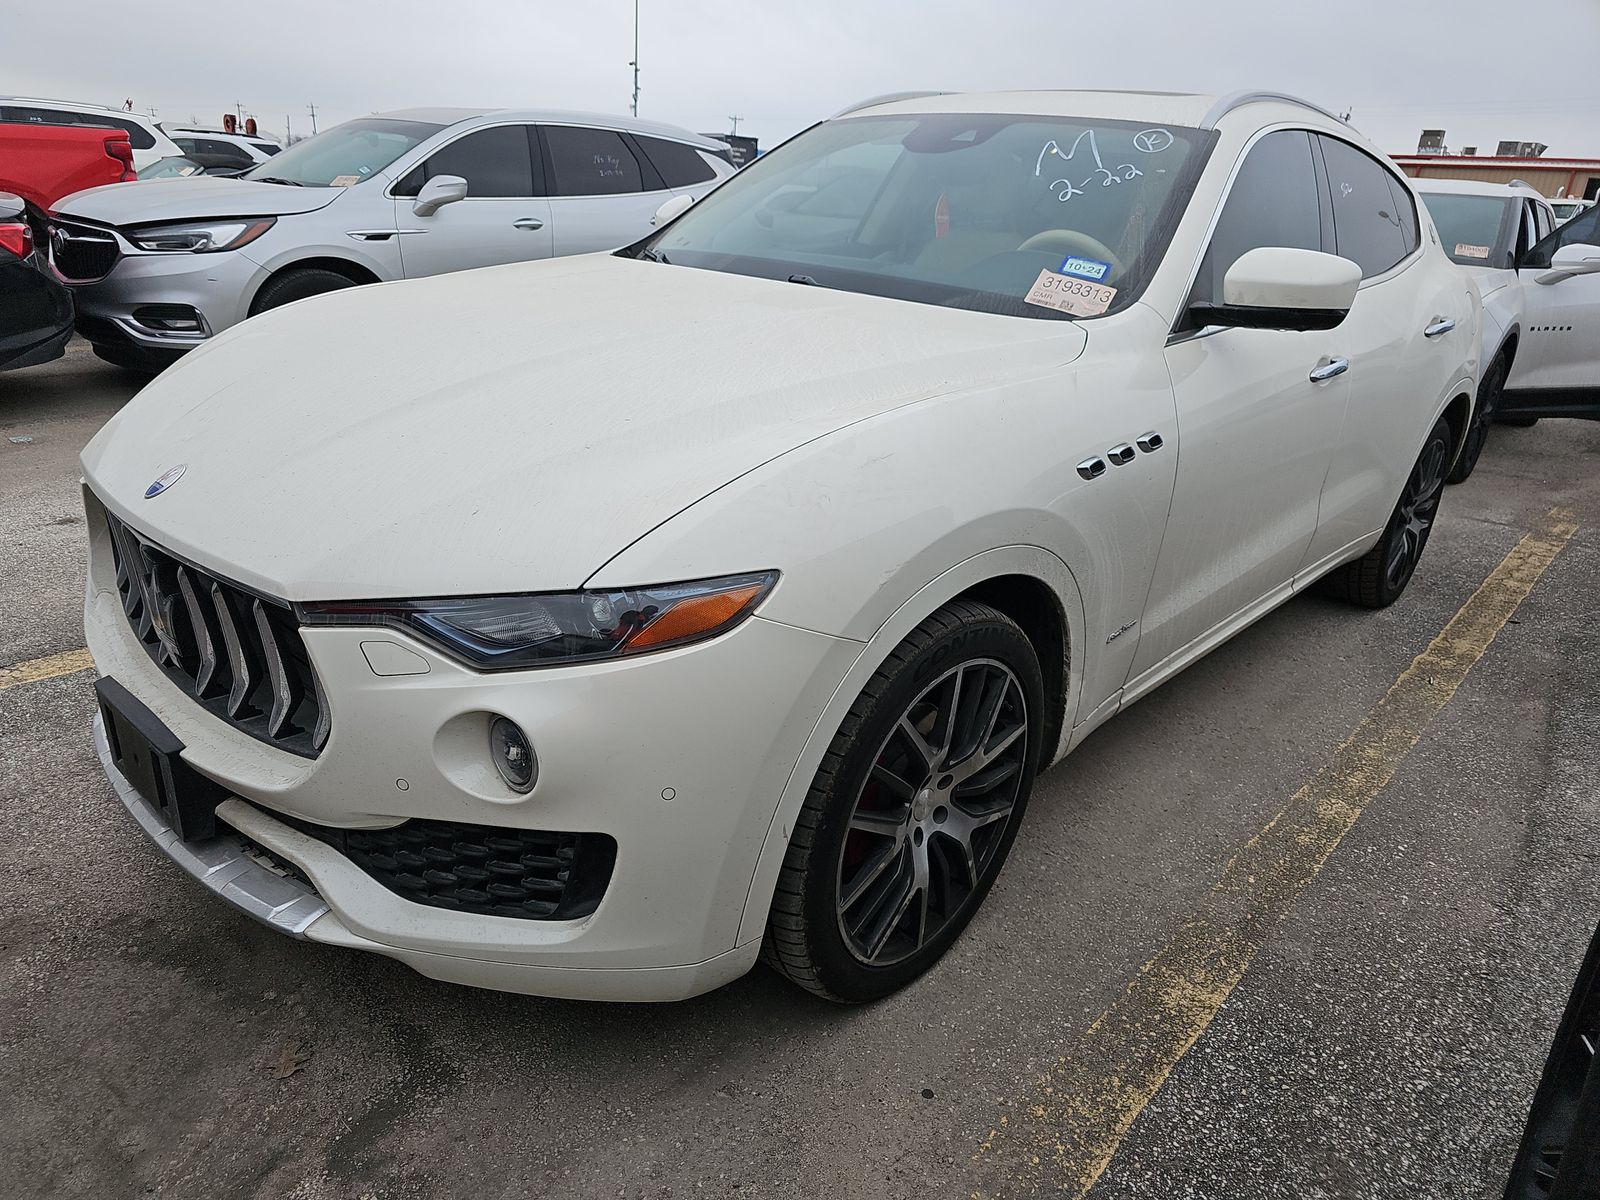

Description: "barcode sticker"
1025 269 1117 317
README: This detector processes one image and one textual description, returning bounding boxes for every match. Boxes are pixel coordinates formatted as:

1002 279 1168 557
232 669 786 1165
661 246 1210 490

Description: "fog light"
489 717 537 793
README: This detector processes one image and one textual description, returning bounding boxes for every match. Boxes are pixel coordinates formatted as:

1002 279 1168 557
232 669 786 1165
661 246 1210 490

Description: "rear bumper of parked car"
82 490 862 1001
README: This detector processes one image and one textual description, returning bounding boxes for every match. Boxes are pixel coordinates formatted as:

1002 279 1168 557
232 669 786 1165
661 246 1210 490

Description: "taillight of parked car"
106 138 136 182
0 221 31 259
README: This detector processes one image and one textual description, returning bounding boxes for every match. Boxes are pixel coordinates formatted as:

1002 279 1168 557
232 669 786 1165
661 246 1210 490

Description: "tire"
1497 415 1540 428
764 600 1045 1003
90 342 181 377
1320 413 1451 609
249 267 358 316
1446 354 1507 484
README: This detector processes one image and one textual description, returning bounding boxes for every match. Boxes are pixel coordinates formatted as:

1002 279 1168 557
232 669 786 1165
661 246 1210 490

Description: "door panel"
540 125 673 255
393 124 554 277
1503 204 1600 414
1129 128 1346 683
1132 329 1349 680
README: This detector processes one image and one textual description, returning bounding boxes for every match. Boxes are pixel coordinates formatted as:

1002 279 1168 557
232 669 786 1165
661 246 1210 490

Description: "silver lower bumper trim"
93 712 330 936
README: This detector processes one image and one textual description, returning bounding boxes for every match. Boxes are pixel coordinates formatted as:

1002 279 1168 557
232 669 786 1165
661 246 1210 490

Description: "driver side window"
1192 130 1325 307
1522 201 1600 270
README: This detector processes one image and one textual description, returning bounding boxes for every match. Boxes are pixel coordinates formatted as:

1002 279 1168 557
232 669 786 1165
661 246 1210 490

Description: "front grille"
50 218 121 281
104 509 330 757
274 812 616 920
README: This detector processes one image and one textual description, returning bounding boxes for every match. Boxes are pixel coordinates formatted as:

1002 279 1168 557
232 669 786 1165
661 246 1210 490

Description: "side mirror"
412 174 467 217
1535 242 1600 285
0 191 24 222
651 193 695 227
1187 247 1361 332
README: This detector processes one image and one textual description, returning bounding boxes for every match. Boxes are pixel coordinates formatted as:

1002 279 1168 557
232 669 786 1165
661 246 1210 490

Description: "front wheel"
1320 413 1452 609
249 267 358 316
764 601 1045 1003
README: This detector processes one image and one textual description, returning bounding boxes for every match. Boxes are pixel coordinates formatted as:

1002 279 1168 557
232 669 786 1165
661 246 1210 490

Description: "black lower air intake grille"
103 509 330 757
276 813 616 920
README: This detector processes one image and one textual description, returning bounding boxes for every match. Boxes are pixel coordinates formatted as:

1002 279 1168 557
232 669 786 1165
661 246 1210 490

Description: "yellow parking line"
972 506 1580 1199
0 648 95 692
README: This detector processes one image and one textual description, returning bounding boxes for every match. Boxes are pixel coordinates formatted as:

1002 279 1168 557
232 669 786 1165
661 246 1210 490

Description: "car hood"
53 176 342 224
82 253 1088 600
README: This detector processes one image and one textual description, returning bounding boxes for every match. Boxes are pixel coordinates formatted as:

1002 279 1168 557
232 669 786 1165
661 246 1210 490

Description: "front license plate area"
96 677 226 842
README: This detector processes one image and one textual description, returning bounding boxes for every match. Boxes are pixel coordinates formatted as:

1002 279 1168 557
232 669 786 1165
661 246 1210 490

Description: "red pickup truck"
0 121 135 225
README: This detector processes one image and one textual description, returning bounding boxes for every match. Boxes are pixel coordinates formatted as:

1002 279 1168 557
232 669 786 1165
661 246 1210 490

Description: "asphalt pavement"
3 341 1598 1199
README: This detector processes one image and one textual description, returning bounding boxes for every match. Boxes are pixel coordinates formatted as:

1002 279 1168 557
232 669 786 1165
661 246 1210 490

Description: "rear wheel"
764 601 1044 1003
1447 354 1507 484
250 267 358 316
1321 413 1451 609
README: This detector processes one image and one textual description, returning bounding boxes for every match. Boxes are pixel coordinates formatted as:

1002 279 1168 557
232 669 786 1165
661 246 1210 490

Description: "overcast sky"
7 0 1598 158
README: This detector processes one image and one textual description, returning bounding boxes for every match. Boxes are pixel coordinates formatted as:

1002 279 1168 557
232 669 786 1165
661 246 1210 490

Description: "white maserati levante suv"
82 90 1478 1003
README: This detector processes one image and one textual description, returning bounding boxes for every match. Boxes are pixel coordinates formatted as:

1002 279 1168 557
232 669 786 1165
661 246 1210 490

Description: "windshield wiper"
635 247 670 263
252 176 304 187
787 273 824 287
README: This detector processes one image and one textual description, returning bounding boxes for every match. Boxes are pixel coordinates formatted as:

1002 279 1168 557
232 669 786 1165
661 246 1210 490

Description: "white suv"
50 108 734 371
1417 178 1600 478
83 90 1476 1003
0 97 182 171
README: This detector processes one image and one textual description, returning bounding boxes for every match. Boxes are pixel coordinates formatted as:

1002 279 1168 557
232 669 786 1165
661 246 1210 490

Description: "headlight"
127 217 276 253
299 572 778 670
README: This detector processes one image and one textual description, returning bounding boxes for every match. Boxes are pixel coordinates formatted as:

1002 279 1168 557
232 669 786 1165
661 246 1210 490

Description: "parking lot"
0 342 1594 1197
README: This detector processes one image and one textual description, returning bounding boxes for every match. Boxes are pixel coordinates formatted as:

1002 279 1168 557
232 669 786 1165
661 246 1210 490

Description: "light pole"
629 0 640 117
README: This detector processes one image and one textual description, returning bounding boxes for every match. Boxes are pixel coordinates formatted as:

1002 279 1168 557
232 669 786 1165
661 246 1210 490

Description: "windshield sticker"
1035 130 1142 202
1025 268 1116 317
1454 243 1491 259
1058 255 1112 282
934 191 950 238
330 175 360 187
1133 129 1174 154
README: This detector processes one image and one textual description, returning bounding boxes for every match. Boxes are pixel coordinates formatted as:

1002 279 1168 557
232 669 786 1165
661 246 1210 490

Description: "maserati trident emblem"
144 464 187 499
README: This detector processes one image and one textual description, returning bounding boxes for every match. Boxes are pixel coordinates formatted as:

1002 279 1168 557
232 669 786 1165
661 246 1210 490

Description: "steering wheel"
1015 230 1125 278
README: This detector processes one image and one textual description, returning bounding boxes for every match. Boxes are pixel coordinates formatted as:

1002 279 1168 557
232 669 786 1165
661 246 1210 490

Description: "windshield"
1421 192 1514 268
242 117 441 187
639 113 1212 320
138 156 204 180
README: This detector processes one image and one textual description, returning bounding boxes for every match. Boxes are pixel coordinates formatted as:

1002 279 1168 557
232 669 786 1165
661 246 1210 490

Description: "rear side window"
1193 130 1324 306
397 125 536 197
543 126 644 196
1318 136 1411 278
180 138 253 167
633 135 717 187
1384 173 1420 258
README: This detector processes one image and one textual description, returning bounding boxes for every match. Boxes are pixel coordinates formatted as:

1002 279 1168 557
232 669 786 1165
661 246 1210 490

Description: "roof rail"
831 91 951 118
1508 178 1534 190
1199 90 1348 131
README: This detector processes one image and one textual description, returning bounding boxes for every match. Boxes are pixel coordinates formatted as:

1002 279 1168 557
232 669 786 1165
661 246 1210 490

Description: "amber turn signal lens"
624 583 768 651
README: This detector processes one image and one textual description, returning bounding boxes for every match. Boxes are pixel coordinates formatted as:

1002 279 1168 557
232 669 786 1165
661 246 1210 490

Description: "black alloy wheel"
764 601 1044 1002
1321 413 1452 609
834 656 1030 967
1447 353 1508 484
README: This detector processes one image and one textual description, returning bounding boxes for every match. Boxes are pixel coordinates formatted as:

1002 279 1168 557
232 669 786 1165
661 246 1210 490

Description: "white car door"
1130 130 1352 686
540 125 678 255
1300 136 1470 566
1501 201 1600 417
392 123 553 278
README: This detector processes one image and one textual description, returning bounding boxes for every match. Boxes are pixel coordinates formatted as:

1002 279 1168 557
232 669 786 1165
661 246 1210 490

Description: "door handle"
1309 356 1349 383
512 217 544 231
1423 317 1456 338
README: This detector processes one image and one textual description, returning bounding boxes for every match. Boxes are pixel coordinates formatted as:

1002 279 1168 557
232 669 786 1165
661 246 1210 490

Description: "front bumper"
94 714 762 1000
63 241 266 351
84 496 863 999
